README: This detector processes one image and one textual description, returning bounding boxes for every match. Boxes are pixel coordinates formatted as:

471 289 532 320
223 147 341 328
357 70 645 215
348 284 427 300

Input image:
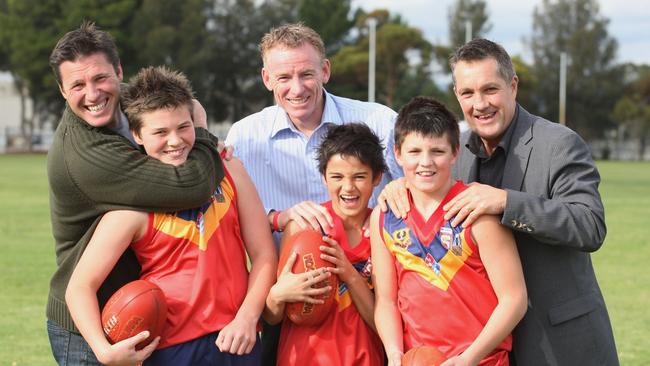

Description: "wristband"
272 210 283 232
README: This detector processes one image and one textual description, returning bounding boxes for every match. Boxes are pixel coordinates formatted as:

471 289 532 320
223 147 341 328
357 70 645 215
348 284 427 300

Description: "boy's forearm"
66 284 111 363
375 299 403 359
462 293 527 365
345 272 376 331
237 256 276 324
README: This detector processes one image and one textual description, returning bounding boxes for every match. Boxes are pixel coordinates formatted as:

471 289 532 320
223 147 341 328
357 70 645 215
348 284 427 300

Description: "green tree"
329 9 434 109
612 65 650 160
0 0 140 140
298 0 354 56
129 0 214 112
129 0 297 123
0 0 63 145
433 0 491 76
511 55 538 114
448 0 491 48
203 0 298 122
529 0 623 140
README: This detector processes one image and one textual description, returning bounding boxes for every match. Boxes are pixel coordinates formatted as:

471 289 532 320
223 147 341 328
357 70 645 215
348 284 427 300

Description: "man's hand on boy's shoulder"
280 201 334 234
443 182 507 227
377 177 410 218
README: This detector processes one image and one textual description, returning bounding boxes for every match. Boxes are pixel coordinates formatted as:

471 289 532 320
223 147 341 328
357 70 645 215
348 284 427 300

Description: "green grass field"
0 155 648 365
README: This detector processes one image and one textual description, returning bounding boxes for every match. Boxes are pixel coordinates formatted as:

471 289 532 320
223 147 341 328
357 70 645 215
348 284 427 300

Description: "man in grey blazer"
380 39 618 365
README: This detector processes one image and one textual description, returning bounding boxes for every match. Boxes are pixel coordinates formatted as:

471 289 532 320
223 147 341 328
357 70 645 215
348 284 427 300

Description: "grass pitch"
0 154 648 365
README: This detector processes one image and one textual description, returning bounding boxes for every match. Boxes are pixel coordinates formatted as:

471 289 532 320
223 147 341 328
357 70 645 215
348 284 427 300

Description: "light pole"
465 20 472 43
367 17 377 103
559 52 567 125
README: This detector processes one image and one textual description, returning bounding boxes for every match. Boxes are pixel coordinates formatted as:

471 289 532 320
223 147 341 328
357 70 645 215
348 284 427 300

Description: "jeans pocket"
47 320 70 365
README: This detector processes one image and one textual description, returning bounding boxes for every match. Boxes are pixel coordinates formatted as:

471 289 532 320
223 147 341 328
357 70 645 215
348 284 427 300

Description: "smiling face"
261 43 330 132
395 132 458 199
453 57 518 154
323 154 380 222
58 52 123 128
133 106 195 166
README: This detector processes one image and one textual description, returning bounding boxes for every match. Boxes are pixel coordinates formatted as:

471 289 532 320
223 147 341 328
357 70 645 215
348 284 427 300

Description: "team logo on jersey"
392 228 412 250
213 186 225 203
196 211 205 235
338 281 348 296
425 253 441 275
451 231 462 256
440 226 453 250
360 257 372 279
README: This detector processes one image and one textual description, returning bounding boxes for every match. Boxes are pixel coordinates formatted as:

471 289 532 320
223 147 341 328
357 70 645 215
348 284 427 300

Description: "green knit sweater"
46 105 224 331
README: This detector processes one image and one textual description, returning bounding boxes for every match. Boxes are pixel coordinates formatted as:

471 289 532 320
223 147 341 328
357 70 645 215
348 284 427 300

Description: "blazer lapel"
455 132 479 183
465 154 479 183
501 106 533 190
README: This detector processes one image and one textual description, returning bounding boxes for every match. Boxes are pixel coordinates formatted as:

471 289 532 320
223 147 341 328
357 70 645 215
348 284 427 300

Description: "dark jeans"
47 320 101 366
145 331 261 366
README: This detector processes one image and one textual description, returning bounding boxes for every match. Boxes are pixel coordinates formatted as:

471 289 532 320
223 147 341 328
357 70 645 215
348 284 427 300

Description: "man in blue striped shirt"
226 23 402 239
226 23 402 365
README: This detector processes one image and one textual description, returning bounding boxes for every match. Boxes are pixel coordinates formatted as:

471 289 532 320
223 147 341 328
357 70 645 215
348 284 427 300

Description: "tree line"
1 0 648 158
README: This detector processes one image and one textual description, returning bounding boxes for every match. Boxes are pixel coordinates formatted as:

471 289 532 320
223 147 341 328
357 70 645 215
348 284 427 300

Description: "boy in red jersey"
264 123 385 366
370 97 527 366
65 66 276 365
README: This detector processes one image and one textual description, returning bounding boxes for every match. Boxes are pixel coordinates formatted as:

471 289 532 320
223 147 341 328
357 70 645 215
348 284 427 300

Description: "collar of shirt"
466 104 520 159
109 106 138 147
269 90 344 139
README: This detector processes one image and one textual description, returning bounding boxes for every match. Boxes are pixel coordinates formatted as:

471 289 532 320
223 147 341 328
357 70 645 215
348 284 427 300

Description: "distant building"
0 72 54 153
0 72 27 152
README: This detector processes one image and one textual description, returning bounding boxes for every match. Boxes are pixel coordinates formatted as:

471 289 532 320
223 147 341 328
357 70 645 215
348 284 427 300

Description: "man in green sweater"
46 22 224 365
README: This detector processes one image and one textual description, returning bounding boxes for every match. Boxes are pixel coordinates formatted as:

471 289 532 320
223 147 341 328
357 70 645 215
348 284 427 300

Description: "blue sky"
352 0 650 65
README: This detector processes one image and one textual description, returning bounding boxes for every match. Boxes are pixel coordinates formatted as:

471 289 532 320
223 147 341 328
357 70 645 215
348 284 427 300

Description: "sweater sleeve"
63 108 223 212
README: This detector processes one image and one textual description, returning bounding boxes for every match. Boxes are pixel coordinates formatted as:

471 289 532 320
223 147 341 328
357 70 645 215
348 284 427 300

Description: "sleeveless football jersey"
379 181 511 365
131 165 249 349
277 201 384 366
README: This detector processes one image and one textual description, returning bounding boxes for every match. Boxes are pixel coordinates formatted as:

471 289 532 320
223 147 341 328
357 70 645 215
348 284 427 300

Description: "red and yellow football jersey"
379 181 511 365
131 165 250 349
277 201 384 366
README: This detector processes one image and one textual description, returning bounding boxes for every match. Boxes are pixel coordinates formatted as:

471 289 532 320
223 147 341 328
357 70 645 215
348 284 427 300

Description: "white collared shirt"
226 91 402 214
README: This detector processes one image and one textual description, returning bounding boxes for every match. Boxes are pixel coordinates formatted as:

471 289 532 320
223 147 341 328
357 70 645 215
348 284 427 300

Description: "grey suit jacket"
452 106 618 365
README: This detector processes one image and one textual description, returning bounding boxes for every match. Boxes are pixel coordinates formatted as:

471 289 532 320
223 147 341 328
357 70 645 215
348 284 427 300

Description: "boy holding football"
370 96 527 366
65 66 276 365
264 123 385 365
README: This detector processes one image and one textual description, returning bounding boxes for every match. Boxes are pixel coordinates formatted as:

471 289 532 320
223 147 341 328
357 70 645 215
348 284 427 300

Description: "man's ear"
58 83 67 100
321 58 331 84
510 75 519 99
116 63 124 81
261 68 273 91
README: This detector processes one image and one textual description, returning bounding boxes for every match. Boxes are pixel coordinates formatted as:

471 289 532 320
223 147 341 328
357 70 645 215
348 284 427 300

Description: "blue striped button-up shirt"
226 91 403 217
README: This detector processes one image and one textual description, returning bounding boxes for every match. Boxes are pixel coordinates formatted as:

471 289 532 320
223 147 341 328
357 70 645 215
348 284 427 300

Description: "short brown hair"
121 66 194 134
259 23 326 64
49 21 120 85
395 96 459 152
449 38 516 85
317 123 387 179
